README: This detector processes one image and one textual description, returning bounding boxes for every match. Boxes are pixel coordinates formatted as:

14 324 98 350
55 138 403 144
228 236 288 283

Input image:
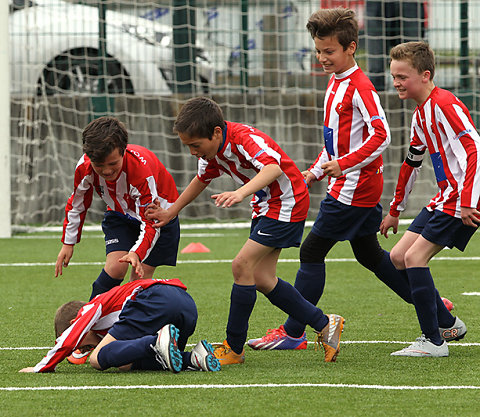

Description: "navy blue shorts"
109 284 197 351
249 216 305 248
102 211 180 267
408 207 477 251
311 194 382 241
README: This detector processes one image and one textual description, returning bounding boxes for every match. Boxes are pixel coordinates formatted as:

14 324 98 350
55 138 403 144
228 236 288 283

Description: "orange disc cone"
181 242 211 253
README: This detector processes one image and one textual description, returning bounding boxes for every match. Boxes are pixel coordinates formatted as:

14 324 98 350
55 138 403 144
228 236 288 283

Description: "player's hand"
119 252 144 278
19 367 36 373
55 244 74 277
320 160 342 178
302 170 317 187
380 214 399 238
461 206 480 228
211 191 244 208
145 202 172 229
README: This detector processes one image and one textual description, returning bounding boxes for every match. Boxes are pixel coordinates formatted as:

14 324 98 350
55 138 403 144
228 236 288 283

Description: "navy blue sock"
267 278 328 334
284 263 325 337
226 284 257 354
399 269 454 328
90 269 122 301
435 289 455 328
406 267 442 345
96 335 157 370
374 251 413 304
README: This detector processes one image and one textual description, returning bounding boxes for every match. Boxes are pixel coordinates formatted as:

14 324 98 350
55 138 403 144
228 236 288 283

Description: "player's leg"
89 250 129 300
254 248 330 335
99 284 197 372
282 231 336 338
132 216 181 282
350 234 413 303
214 238 273 362
90 211 138 299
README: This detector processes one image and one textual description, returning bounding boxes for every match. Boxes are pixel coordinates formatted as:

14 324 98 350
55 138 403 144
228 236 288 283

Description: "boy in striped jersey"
381 42 478 357
55 117 180 300
19 279 221 373
249 8 458 353
146 96 345 365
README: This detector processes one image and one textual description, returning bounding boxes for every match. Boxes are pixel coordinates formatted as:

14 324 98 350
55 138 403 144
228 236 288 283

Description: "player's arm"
212 164 282 208
146 176 208 227
22 304 101 373
307 147 329 183
380 142 425 238
337 90 390 174
56 161 94 277
55 244 74 277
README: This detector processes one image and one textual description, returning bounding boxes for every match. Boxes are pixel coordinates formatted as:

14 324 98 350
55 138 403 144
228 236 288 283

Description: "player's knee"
231 257 251 284
299 234 326 263
390 246 406 269
88 351 103 371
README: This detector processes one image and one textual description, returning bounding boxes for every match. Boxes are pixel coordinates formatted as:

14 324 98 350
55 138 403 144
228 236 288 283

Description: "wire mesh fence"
8 0 480 226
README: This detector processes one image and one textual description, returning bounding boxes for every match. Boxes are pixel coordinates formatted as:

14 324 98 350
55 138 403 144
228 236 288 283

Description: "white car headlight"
121 23 171 47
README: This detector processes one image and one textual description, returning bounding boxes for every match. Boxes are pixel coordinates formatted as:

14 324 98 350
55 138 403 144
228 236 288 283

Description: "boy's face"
179 126 223 161
314 36 356 75
390 59 431 103
90 148 124 181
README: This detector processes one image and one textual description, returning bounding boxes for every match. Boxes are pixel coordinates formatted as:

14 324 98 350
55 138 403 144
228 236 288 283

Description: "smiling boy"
55 117 180 301
380 41 480 357
146 96 345 364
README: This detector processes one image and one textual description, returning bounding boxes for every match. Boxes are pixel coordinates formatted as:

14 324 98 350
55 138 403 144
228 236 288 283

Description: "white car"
9 0 214 95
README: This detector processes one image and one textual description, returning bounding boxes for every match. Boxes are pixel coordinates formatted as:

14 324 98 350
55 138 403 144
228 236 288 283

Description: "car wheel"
37 47 134 95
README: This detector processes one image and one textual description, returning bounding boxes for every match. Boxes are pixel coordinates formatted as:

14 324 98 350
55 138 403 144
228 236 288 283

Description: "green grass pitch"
1 224 479 416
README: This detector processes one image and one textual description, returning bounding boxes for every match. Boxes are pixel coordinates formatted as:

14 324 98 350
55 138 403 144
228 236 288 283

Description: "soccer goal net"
7 0 480 232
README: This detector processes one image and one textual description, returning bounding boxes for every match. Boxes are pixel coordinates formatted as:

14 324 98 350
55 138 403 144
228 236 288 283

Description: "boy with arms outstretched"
55 117 180 300
146 96 345 364
249 8 459 352
19 278 221 373
380 41 478 357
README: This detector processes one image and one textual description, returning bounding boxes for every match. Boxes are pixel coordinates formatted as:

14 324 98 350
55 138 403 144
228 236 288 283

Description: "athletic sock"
267 278 328 334
96 335 157 370
399 269 454 328
406 267 443 345
284 263 325 337
373 251 413 304
226 284 257 354
435 289 455 328
90 269 122 300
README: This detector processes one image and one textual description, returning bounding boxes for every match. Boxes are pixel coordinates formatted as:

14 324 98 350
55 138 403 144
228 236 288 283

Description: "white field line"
2 340 480 351
2 383 480 392
11 219 415 234
12 233 238 239
2 256 480 268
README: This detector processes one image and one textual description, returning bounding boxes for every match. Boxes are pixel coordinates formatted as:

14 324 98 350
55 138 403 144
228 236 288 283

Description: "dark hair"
54 301 86 338
306 8 358 51
82 116 128 163
390 41 435 80
173 97 226 138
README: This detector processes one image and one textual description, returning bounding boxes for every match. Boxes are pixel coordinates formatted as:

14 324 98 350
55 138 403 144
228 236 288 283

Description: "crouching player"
19 278 221 373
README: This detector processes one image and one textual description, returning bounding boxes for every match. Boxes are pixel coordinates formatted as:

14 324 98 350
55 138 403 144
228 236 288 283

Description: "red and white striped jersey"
33 278 187 372
61 144 178 261
389 87 480 218
309 65 390 207
197 121 309 222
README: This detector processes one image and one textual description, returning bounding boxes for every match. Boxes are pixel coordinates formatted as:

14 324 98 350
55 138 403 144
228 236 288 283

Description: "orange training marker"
180 242 211 253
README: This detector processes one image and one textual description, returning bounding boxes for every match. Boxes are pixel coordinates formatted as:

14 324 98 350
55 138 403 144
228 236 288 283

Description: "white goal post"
1 1 11 238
